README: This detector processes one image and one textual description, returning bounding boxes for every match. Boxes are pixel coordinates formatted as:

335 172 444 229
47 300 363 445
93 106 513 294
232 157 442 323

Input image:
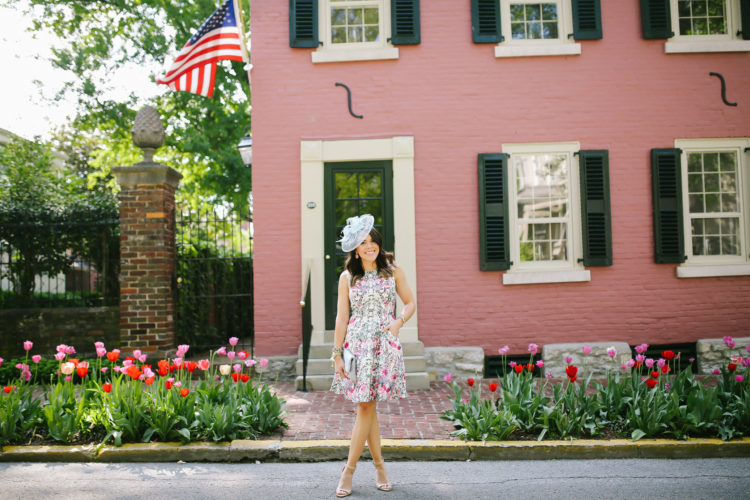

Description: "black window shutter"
741 0 750 40
290 0 319 48
390 0 420 45
471 0 503 43
651 149 685 264
478 154 510 271
579 150 612 266
640 0 673 39
572 0 602 40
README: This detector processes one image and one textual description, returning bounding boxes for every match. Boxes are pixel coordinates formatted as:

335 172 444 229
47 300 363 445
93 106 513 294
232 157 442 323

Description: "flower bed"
0 338 287 448
442 339 750 442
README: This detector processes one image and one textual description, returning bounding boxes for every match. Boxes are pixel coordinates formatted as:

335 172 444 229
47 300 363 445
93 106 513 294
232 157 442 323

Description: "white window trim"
501 141 589 285
312 0 399 63
495 0 581 58
665 0 750 53
675 137 750 278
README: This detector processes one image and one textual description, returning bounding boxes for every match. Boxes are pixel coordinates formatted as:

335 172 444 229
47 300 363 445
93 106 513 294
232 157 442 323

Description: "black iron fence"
175 207 254 354
0 218 120 309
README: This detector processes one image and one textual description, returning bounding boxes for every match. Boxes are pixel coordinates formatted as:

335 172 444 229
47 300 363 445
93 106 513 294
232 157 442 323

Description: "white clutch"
343 347 357 383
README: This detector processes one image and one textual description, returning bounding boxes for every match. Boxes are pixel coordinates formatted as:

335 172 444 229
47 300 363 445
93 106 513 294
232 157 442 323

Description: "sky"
0 2 165 140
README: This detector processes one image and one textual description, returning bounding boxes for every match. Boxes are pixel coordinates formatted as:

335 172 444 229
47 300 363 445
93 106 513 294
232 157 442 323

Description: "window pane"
335 172 358 198
543 22 558 39
689 194 704 213
720 173 736 192
336 200 357 225
541 3 558 20
526 4 541 21
678 1 691 17
364 8 378 24
359 199 382 220
510 4 525 19
705 193 720 212
348 27 363 42
691 218 704 235
687 153 702 172
348 8 362 24
365 26 379 42
679 19 692 35
692 237 704 255
707 0 724 16
705 218 720 235
704 173 719 192
721 193 737 212
693 0 707 16
704 153 718 171
688 174 703 193
708 17 725 34
331 8 346 26
358 172 381 198
721 236 739 255
332 27 346 43
719 152 736 171
512 23 526 39
705 236 720 255
693 18 708 35
528 21 542 39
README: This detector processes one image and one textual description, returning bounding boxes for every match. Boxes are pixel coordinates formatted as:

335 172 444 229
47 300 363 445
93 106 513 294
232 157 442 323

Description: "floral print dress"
330 269 407 402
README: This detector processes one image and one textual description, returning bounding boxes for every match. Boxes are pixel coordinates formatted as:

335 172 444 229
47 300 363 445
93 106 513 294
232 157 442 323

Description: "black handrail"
300 260 313 392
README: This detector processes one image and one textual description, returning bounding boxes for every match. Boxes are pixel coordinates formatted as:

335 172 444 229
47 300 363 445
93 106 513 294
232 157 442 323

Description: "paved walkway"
270 381 459 441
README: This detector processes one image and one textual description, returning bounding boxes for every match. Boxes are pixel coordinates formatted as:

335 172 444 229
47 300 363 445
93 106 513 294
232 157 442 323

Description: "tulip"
106 350 120 362
133 350 142 359
138 354 147 363
238 350 248 360
219 364 231 376
94 342 105 349
651 371 659 378
180 388 189 397
142 367 155 379
177 344 190 357
0 357 3 367
728 363 737 372
635 343 649 354
4 386 12 393
627 359 636 368
489 382 498 392
122 359 133 368
689 357 695 363
657 358 666 368
645 378 657 389
165 380 173 390
125 365 143 380
606 347 617 358
661 365 670 374
645 358 655 368
545 372 553 378
526 363 534 372
56 344 68 353
215 346 227 356
565 365 578 379
227 351 236 361
233 363 242 373
467 378 475 387
661 350 676 360
582 345 591 355
174 381 182 387
240 374 250 383
746 345 750 353
32 355 41 364
229 337 239 346
712 369 721 375
144 376 155 386
186 361 197 373
735 375 744 383
535 360 544 368
66 346 76 355
443 373 453 383
514 364 524 374
23 340 33 351
565 356 572 364
743 358 750 368
635 354 646 364
498 345 510 356
64 376 72 381
245 359 257 368
198 359 210 371
528 343 538 355
102 383 112 393
96 347 106 358
620 365 627 370
113 366 121 373
173 357 183 368
231 373 240 383
54 352 66 361
101 367 108 373
260 358 269 368
723 336 734 348
60 362 75 375
509 361 517 368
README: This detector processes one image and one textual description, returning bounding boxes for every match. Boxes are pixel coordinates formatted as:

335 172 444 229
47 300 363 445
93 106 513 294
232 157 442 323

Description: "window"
290 0 420 63
497 0 581 57
478 143 612 285
641 0 750 52
676 139 750 277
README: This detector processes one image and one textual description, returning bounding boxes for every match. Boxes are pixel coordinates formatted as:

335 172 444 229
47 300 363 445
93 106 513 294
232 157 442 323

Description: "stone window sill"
665 40 750 54
495 43 581 58
676 264 750 278
312 46 399 64
503 269 590 285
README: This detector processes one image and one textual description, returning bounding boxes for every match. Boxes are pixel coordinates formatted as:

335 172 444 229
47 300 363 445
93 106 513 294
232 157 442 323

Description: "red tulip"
144 376 155 386
164 380 173 390
651 371 659 379
565 365 578 379
76 366 88 378
514 364 524 374
125 365 143 380
467 378 475 387
180 388 189 397
662 350 676 360
526 363 534 372
3 386 12 393
728 363 737 372
102 383 112 393
646 378 658 389
231 373 241 383
661 365 670 374
69 358 80 367
240 374 250 383
186 361 197 373
489 383 498 392
106 351 119 362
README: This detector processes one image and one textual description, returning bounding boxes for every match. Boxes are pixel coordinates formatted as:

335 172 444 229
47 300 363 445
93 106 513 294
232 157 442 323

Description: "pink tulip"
175 381 182 388
582 345 591 355
746 345 750 353
55 352 66 361
735 375 744 383
23 340 33 351
238 351 248 360
32 355 41 364
565 356 572 364
742 358 750 368
227 351 236 361
66 346 76 355
245 359 257 367
233 363 242 373
177 344 190 357
443 373 453 383
122 359 133 368
665 383 671 390
606 347 617 358
712 369 721 375
101 367 108 373
0 357 3 367
96 347 106 357
689 357 695 363
94 342 105 349
635 354 646 364
635 344 648 354
498 346 510 356
198 359 210 370
260 358 269 368
133 350 142 359
620 365 627 370
627 359 636 368
215 346 227 356
657 358 666 368
56 344 68 353
229 337 239 346
64 376 72 382
173 357 183 368
723 336 733 347
645 358 655 368
509 361 517 368
143 367 155 379
535 360 544 368
545 372 553 379
528 343 538 355
113 366 121 373
138 354 147 363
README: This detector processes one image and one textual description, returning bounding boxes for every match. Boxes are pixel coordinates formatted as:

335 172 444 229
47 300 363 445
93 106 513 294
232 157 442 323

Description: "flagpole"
235 0 252 89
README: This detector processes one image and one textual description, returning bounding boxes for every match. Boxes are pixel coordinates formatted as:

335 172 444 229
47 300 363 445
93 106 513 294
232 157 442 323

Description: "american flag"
156 0 248 98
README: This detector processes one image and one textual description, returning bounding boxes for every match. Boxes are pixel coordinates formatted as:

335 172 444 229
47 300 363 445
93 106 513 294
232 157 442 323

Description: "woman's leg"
338 401 377 492
366 409 391 488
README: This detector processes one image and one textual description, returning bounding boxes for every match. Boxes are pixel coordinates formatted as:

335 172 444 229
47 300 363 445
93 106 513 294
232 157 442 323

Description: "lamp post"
237 133 252 167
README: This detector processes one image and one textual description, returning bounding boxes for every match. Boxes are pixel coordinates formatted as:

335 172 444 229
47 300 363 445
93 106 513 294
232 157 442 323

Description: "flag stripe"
157 44 245 82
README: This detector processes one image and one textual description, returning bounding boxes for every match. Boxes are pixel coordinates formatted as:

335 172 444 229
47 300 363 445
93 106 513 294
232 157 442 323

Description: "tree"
4 0 252 213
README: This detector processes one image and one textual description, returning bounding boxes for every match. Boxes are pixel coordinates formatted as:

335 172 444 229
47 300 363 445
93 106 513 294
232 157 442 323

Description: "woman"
330 214 416 497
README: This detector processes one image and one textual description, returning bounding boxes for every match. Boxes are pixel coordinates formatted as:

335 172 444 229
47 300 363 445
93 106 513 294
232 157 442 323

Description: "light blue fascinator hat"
338 214 375 252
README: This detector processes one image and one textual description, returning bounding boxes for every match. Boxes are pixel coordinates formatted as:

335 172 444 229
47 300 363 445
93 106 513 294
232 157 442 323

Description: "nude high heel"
336 463 356 497
373 460 392 492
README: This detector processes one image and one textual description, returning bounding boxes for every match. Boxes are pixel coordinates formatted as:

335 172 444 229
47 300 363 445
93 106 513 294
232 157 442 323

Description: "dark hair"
344 227 395 286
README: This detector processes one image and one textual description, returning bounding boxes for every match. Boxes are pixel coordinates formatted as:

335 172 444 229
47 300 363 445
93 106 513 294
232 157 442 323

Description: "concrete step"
295 371 430 391
297 340 425 359
295 355 426 377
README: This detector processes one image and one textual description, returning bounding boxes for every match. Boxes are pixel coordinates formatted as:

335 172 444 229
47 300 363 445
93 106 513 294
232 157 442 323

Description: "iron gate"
175 207 254 355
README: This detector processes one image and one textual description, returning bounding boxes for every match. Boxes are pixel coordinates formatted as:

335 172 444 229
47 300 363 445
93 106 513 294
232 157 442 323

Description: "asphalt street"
1 458 749 499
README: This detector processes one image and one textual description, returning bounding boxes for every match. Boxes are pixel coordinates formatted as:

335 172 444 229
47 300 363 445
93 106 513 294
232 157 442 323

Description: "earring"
355 254 359 259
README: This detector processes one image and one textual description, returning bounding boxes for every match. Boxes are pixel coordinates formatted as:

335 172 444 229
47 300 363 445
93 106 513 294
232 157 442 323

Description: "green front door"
324 161 394 330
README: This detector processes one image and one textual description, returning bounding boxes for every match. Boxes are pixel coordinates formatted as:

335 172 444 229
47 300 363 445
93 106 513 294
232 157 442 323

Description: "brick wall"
251 1 750 356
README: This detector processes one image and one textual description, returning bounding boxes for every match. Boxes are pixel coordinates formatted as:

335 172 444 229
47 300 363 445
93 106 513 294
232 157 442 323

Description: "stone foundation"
696 337 750 374
258 355 297 382
424 346 485 381
542 341 632 378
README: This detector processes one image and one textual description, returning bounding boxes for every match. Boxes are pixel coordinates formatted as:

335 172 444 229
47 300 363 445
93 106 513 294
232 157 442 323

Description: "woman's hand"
334 356 348 379
382 318 402 337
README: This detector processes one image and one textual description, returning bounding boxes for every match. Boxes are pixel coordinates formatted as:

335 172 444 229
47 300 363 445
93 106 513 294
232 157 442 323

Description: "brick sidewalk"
269 381 460 441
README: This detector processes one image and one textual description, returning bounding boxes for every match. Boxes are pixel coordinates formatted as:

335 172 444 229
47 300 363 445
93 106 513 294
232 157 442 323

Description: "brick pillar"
112 106 182 357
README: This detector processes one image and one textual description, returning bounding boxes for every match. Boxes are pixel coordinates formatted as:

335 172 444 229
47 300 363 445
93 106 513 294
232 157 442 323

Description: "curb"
1 438 749 462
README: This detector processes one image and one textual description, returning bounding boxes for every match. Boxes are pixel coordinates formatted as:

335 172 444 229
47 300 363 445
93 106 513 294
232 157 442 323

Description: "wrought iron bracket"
709 72 737 107
335 82 364 119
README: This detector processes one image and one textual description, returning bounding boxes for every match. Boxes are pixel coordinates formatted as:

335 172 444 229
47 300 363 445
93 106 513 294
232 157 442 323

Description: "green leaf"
631 429 646 441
